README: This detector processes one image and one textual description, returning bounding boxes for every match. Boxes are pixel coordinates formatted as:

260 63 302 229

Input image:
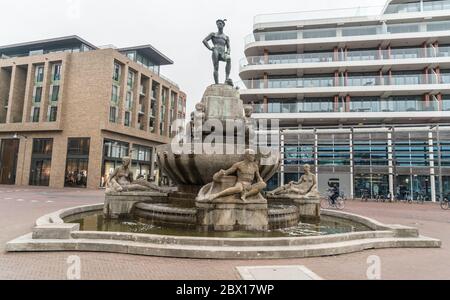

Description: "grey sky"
0 0 387 115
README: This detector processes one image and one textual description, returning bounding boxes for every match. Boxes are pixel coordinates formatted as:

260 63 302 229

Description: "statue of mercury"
203 19 232 85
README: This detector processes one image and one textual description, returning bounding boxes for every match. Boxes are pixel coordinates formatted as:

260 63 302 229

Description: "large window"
131 145 153 180
35 65 44 83
48 107 57 122
101 139 129 187
29 138 53 186
65 138 90 188
52 63 62 82
113 62 121 82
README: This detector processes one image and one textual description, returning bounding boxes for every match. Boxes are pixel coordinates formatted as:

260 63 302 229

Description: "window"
111 85 119 103
48 107 57 122
33 87 42 102
109 106 117 123
113 62 121 82
67 138 90 155
126 91 133 110
35 65 44 83
128 71 135 88
52 64 62 81
124 111 131 127
50 85 59 102
103 140 129 159
29 138 53 187
65 138 90 188
31 107 40 122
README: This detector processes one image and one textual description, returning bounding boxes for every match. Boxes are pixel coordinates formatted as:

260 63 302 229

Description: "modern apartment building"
240 0 450 202
0 35 186 189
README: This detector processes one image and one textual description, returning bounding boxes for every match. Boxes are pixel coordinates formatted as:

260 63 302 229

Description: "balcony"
240 46 450 70
251 98 441 114
238 73 450 90
252 1 450 28
245 20 450 47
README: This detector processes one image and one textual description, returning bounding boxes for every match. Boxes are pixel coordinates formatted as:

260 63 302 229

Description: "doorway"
0 139 19 184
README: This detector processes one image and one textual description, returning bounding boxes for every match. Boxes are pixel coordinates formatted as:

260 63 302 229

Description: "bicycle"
321 190 345 210
408 192 426 204
441 198 449 210
360 189 370 202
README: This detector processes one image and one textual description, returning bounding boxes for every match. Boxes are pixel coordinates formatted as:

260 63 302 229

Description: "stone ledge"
32 224 80 240
5 235 442 260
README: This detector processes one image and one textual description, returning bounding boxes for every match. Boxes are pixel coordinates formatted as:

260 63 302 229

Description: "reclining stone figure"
267 164 320 198
106 156 167 194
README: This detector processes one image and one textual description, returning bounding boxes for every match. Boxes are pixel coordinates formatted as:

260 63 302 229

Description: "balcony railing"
250 99 440 114
252 1 450 27
245 20 450 46
238 73 450 90
240 47 450 69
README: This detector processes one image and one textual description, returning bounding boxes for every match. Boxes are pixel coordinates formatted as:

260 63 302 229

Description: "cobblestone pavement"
0 185 449 280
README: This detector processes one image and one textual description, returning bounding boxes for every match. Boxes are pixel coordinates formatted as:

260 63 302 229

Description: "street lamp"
13 133 28 186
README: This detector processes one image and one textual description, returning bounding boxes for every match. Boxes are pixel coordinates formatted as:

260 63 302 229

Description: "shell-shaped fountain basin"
156 143 280 186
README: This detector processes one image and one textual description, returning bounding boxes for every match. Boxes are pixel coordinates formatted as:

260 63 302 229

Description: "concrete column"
314 131 319 177
20 64 34 123
118 64 129 124
131 72 141 129
15 137 32 186
388 132 395 201
48 135 67 189
280 133 285 186
349 132 354 199
263 96 268 113
164 89 172 137
5 65 17 123
429 131 437 202
155 82 162 136
147 78 153 132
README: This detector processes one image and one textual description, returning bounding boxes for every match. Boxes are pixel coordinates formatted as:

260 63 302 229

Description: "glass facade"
131 145 153 180
65 138 90 188
270 125 450 202
101 139 129 187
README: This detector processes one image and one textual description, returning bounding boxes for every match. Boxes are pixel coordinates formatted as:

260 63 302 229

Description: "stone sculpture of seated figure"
106 156 166 194
267 164 320 198
198 149 267 202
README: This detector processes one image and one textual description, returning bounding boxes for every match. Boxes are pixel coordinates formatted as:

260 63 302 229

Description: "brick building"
0 35 186 189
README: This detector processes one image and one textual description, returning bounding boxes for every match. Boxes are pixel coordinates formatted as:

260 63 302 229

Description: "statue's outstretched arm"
222 163 239 176
107 168 119 186
203 33 214 51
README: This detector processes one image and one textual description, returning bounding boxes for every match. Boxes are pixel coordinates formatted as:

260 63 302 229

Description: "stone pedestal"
104 191 168 219
196 176 269 231
294 197 321 220
267 194 321 220
196 201 269 232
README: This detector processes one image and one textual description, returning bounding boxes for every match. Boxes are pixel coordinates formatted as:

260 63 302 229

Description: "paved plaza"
0 185 449 280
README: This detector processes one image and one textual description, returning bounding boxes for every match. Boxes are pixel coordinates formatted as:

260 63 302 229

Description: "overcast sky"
0 0 387 115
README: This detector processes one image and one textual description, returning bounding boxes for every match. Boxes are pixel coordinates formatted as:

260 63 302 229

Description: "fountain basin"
5 204 441 259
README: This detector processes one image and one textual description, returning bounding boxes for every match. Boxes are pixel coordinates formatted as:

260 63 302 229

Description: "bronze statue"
206 149 266 202
106 156 166 193
267 164 319 198
203 19 232 85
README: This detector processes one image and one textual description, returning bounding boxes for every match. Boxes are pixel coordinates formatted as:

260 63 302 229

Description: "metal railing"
238 73 450 90
245 20 450 46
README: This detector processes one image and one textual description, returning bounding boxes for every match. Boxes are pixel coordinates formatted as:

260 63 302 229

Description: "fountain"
5 20 441 259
